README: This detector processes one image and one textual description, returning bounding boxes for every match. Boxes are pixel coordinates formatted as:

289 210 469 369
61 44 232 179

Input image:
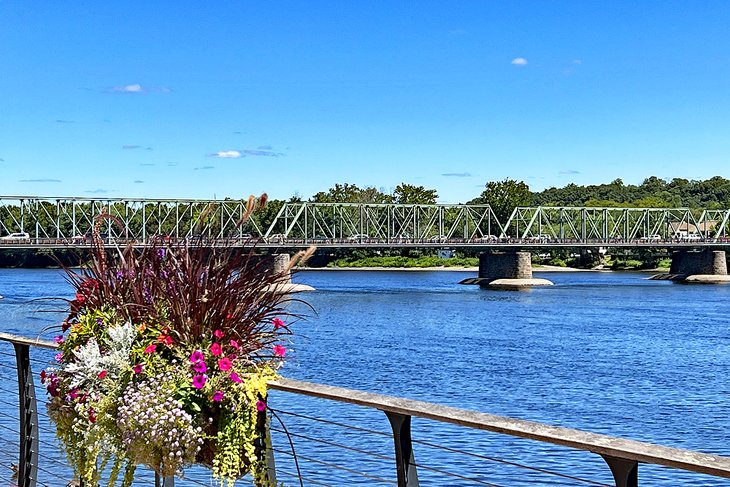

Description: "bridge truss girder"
502 207 729 241
0 197 263 242
264 203 503 242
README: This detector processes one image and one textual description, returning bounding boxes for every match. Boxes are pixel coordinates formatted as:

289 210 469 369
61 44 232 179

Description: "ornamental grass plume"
43 194 308 487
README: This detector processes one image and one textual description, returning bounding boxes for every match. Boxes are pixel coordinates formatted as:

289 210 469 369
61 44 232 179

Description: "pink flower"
192 375 207 389
256 400 266 412
53 335 64 344
229 339 240 350
97 370 107 379
217 357 232 371
212 390 224 402
213 329 224 339
144 344 156 354
192 360 207 373
210 342 222 356
190 350 205 363
133 364 144 374
272 317 286 329
54 352 63 362
273 345 286 357
226 313 233 320
230 371 242 383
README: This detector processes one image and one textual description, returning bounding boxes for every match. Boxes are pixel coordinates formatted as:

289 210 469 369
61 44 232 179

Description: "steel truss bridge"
1 196 729 249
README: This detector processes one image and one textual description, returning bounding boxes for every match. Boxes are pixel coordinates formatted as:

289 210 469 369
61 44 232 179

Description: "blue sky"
1 1 729 203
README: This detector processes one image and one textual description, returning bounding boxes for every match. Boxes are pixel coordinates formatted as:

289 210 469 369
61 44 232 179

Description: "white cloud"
211 150 243 159
113 84 144 93
511 57 528 66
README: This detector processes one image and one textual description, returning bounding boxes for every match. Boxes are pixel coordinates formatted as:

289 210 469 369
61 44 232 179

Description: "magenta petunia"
97 370 107 379
210 342 223 356
273 345 286 357
192 375 207 389
133 364 144 374
213 329 224 339
54 352 63 362
272 317 286 329
53 335 65 344
212 390 224 402
144 344 156 354
190 350 205 363
229 339 240 350
192 360 207 373
217 357 232 371
230 371 242 383
256 400 267 412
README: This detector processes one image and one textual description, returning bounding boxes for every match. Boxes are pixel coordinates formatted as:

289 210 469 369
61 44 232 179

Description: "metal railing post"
13 343 38 487
602 454 638 487
385 411 419 487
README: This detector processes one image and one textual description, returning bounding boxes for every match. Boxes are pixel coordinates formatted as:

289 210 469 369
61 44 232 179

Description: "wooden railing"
1 332 729 486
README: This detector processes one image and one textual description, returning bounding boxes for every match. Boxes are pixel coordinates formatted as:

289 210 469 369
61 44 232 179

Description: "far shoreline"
298 265 671 273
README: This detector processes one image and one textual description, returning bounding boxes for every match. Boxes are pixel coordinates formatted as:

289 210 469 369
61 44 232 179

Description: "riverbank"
300 265 670 272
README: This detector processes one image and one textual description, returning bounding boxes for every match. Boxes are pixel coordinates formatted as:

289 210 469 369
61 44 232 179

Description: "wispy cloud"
511 57 528 66
134 180 144 184
442 172 473 178
211 150 243 159
257 145 273 150
123 145 142 150
85 189 115 194
109 84 171 94
166 161 178 166
559 169 580 175
0 158 4 162
243 149 284 157
19 178 62 183
194 166 215 171
55 119 75 124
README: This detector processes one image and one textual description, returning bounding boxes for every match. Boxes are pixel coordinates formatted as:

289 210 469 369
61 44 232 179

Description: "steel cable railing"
2 333 730 487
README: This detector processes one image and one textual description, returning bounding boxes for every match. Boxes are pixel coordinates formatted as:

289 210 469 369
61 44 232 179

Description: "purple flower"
54 352 63 362
192 361 207 373
52 335 64 344
192 375 207 389
212 390 224 402
157 248 166 259
230 372 242 383
115 270 125 280
189 350 205 363
256 400 266 412
96 317 104 326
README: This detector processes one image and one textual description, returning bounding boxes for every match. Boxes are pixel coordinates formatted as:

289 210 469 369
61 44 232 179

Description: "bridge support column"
668 249 730 283
460 251 553 288
261 253 315 293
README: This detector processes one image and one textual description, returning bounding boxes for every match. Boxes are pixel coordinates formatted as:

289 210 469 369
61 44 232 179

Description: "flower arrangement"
41 196 312 486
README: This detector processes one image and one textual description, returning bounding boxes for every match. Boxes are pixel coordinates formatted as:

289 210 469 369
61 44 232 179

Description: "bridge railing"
1 332 730 486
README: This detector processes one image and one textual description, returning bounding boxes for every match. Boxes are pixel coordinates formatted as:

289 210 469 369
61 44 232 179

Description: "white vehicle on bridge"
0 232 30 241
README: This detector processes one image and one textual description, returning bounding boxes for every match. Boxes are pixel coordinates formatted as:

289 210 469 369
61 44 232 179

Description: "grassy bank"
327 255 478 268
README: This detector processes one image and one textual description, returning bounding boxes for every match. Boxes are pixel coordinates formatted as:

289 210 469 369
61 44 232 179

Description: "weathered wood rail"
1 332 729 487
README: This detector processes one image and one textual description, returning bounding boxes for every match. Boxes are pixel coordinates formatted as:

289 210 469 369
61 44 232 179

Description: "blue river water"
0 268 729 486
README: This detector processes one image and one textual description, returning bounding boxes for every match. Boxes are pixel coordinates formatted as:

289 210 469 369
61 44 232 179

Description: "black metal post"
14 343 38 487
154 472 175 487
601 454 638 487
385 412 419 487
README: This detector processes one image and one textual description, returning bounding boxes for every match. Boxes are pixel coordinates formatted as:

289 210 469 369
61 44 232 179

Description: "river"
0 268 728 486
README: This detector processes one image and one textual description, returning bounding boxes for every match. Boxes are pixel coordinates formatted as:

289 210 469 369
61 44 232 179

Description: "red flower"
157 334 173 346
133 364 144 374
88 409 97 423
214 329 224 339
40 370 47 383
217 357 232 371
272 317 286 329
97 370 107 379
210 342 222 356
273 345 286 357
144 344 157 354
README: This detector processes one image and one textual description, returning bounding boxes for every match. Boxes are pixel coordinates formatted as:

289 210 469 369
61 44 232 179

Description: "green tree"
469 179 531 223
392 183 438 204
312 183 392 203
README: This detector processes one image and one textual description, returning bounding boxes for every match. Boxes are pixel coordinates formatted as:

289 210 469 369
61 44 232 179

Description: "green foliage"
327 255 478 268
610 259 643 270
312 183 391 203
392 183 438 204
469 178 531 223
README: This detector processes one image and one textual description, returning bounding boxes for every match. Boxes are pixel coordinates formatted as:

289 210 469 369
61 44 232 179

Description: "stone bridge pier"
259 253 315 292
668 249 730 283
460 251 553 288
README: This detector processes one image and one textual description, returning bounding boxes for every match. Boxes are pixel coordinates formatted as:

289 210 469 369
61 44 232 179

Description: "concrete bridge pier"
261 253 315 293
460 251 553 288
668 249 730 283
